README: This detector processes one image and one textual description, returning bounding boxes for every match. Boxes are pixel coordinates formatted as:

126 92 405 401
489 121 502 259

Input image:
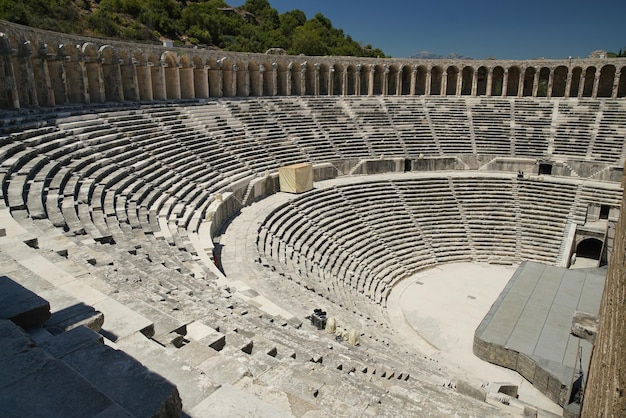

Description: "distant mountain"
410 51 474 60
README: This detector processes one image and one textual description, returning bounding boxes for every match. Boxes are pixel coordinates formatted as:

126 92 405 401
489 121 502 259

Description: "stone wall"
473 335 569 406
581 163 626 417
1 20 626 109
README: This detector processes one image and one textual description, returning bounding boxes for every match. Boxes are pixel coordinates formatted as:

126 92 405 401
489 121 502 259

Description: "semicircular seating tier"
256 175 623 311
0 95 624 415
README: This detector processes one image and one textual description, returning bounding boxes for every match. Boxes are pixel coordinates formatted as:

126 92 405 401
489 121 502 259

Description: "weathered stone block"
0 275 51 328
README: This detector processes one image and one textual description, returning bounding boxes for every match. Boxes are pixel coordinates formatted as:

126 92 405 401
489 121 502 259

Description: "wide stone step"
0 275 51 328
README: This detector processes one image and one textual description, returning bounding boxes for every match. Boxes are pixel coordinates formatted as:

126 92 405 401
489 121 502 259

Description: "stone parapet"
1 20 626 109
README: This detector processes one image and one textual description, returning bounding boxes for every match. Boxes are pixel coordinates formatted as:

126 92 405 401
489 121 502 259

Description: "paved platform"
474 261 605 406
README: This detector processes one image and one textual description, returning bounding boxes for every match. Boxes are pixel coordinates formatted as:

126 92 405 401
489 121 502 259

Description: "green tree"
290 25 327 56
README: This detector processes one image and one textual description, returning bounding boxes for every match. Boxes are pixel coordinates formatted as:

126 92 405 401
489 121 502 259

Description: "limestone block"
456 381 487 402
0 275 51 328
174 340 218 367
59 339 182 418
0 319 34 356
0 353 121 418
45 302 104 335
570 311 599 344
190 384 292 418
40 325 103 358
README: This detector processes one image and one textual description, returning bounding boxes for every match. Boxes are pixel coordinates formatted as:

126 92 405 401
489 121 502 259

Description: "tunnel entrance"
575 238 603 262
599 205 610 220
538 163 553 175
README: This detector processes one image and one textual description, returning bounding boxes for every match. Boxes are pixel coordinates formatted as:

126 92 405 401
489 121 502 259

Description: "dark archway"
491 66 504 96
476 66 488 96
582 67 596 97
523 67 536 96
576 238 603 261
597 65 616 98
461 67 473 95
552 66 568 97
430 66 443 95
507 66 521 96
446 66 459 96
537 67 550 97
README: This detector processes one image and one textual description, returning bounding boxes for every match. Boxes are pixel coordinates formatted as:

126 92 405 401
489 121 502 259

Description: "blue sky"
235 0 626 59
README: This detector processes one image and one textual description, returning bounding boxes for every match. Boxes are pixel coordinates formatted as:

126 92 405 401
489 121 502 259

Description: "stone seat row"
257 175 616 308
0 235 420 415
0 118 224 270
4 97 626 170
1 218 453 416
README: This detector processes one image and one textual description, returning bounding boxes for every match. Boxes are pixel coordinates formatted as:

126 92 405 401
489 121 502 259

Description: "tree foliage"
607 48 626 58
0 0 386 57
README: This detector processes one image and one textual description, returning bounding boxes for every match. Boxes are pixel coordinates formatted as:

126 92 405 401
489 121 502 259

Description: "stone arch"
100 45 123 102
11 36 38 107
247 61 260 96
346 64 357 95
491 66 504 96
617 66 626 98
305 62 316 95
221 57 237 97
461 66 473 95
118 50 138 101
58 44 83 104
476 66 488 96
264 61 277 96
445 66 459 96
291 62 303 95
569 67 583 97
207 57 223 97
575 238 603 262
582 66 596 97
80 42 102 103
178 54 195 99
148 54 166 100
0 33 19 108
400 65 411 95
192 56 209 99
551 66 568 97
597 65 616 98
0 33 12 54
537 67 550 97
161 51 181 99
318 63 329 96
506 66 521 96
133 51 152 101
254 60 268 96
522 67 536 97
387 64 400 95
412 65 425 96
276 61 289 96
372 64 384 95
358 64 370 95
229 61 246 97
430 66 443 95
332 63 343 95
30 41 53 106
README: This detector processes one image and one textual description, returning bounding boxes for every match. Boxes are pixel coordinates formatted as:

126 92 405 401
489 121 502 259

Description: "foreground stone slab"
116 332 219 412
189 384 294 418
0 320 124 418
58 338 182 418
40 325 104 358
0 275 50 328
